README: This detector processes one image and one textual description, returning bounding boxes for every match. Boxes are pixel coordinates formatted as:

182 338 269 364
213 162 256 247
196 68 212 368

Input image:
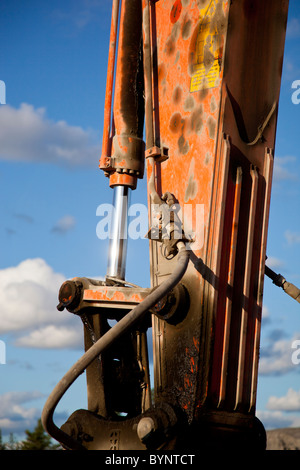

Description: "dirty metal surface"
148 0 230 424
147 0 289 428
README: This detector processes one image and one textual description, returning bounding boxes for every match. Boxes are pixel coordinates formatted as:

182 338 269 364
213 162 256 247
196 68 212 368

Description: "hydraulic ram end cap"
57 280 82 312
282 281 300 304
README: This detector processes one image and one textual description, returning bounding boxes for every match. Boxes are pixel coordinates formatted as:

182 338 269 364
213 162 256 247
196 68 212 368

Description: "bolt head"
137 417 155 441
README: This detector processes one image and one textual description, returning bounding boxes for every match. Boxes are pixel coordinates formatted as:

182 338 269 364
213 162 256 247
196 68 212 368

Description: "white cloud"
0 391 44 435
259 332 300 376
15 325 82 349
265 257 285 270
262 305 270 319
257 410 300 430
0 258 82 348
267 388 300 412
285 230 300 245
273 156 298 183
0 103 100 166
52 215 76 234
0 258 64 333
261 305 271 326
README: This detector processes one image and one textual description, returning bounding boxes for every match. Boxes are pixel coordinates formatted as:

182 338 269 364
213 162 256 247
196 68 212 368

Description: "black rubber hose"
265 265 300 303
41 243 189 450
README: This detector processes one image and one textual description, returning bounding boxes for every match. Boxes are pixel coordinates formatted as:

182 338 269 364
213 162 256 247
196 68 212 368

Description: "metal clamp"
145 146 169 162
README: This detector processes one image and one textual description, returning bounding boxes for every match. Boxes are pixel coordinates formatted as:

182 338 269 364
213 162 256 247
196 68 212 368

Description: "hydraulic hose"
41 242 190 450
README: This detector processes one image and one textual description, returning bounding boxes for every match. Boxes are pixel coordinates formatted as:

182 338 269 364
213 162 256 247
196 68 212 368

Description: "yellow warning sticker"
190 61 220 93
190 0 225 93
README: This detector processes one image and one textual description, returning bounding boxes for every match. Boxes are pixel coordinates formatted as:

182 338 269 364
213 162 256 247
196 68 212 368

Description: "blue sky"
0 0 299 441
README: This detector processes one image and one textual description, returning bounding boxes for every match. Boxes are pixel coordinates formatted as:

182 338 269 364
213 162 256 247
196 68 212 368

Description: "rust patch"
165 20 181 57
172 86 183 104
184 95 195 112
198 86 209 102
178 134 190 155
207 115 216 139
204 151 212 165
184 157 198 202
210 94 217 113
174 50 180 64
182 17 192 40
171 22 181 41
170 112 183 134
158 63 166 84
190 105 204 136
165 37 176 56
188 23 199 76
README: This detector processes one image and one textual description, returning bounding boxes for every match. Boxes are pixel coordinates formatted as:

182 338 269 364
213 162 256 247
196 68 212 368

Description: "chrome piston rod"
106 185 130 280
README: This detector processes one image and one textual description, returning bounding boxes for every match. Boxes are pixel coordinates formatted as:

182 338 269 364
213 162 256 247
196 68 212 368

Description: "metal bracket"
145 146 169 162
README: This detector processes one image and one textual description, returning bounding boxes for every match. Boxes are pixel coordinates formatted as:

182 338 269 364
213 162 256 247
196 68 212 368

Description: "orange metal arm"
99 0 119 169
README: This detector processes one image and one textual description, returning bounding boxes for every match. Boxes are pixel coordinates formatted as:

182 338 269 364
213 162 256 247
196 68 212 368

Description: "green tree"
5 433 21 450
0 430 22 450
21 419 60 450
0 429 5 450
